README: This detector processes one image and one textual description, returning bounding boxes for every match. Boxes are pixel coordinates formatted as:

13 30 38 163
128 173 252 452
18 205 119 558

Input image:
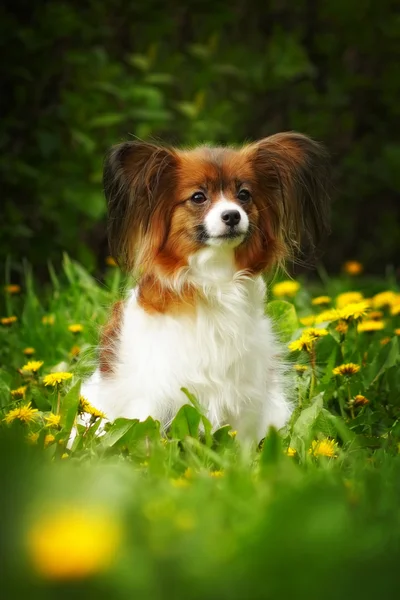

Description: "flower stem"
309 345 317 400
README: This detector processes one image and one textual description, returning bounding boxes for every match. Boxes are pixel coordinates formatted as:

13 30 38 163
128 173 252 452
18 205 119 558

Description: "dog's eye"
191 192 207 204
238 189 251 203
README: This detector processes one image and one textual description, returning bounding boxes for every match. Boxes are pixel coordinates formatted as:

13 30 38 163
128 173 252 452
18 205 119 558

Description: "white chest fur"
82 248 292 441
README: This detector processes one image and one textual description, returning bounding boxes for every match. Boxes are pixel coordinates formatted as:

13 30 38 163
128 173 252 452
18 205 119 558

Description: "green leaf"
290 394 324 454
99 418 138 449
260 426 282 466
181 388 213 446
213 425 235 449
60 379 81 435
170 405 201 440
363 337 399 388
266 300 299 343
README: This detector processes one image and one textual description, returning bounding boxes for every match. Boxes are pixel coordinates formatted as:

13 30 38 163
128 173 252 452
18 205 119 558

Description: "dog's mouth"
196 225 247 245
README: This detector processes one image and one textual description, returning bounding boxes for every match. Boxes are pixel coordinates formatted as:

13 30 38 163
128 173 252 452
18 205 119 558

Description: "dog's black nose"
221 210 241 227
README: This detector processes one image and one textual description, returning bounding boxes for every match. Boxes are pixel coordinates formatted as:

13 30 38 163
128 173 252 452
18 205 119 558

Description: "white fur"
81 246 292 442
204 198 249 245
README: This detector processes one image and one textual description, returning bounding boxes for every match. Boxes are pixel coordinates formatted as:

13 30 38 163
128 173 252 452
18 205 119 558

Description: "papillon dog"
81 132 330 441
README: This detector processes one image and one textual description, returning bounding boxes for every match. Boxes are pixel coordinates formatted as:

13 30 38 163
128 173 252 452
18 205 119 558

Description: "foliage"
1 1 399 274
1 259 400 597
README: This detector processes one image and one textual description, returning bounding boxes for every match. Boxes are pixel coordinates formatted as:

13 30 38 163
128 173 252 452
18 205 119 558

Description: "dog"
81 133 330 442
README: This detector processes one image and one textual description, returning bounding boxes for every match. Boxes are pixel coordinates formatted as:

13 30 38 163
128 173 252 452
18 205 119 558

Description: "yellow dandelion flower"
70 345 81 357
1 316 18 326
286 447 297 457
44 434 56 447
314 309 340 324
336 291 363 309
42 315 55 325
45 413 61 428
27 432 39 445
68 324 83 334
303 327 329 339
343 261 363 276
354 394 369 406
4 284 21 294
11 385 27 399
372 291 397 309
339 301 370 321
294 364 308 374
395 329 400 336
309 439 338 458
369 311 383 320
336 321 349 335
312 296 331 306
26 506 122 580
391 304 400 317
170 478 190 488
288 333 313 353
184 467 194 479
21 360 44 374
78 395 106 420
272 280 300 298
43 372 73 387
23 347 35 356
380 337 391 346
333 363 360 376
61 453 69 459
106 256 118 267
228 430 237 438
300 315 315 326
210 470 224 478
357 320 385 333
4 402 38 425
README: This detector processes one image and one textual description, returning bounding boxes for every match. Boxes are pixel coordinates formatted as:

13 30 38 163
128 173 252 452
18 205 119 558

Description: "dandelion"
26 505 122 580
286 447 297 457
210 470 224 478
78 395 106 420
395 329 400 336
336 321 349 335
1 316 17 326
11 385 27 399
309 439 338 458
272 280 300 298
294 364 308 374
70 345 81 357
228 430 237 438
357 320 385 333
314 309 340 324
45 413 61 428
343 261 363 276
391 304 400 317
4 284 21 294
312 296 331 306
42 315 55 325
336 291 363 309
369 311 383 320
43 372 72 387
4 402 38 425
288 333 314 353
303 327 329 339
300 315 315 326
27 432 39 445
354 394 369 406
21 360 43 374
44 434 56 448
380 337 391 346
372 291 397 309
23 347 35 356
68 324 83 334
339 301 370 321
333 363 360 377
106 256 118 267
61 453 69 459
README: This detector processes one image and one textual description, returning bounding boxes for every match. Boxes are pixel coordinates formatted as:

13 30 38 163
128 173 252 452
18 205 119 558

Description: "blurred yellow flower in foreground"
68 324 83 334
333 363 360 376
391 304 400 317
395 329 400 336
372 291 397 309
4 284 21 294
21 360 43 374
272 280 300 298
26 506 122 580
309 439 338 458
299 315 315 326
11 385 27 399
4 402 38 425
106 256 118 267
45 413 61 428
1 316 17 326
210 470 224 478
286 447 297 457
23 347 35 356
70 345 81 357
357 320 384 333
43 372 72 387
312 295 331 306
343 261 363 275
42 315 55 325
44 434 56 447
336 291 363 309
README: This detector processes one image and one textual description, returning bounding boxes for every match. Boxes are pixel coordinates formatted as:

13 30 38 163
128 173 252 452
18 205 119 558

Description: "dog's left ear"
250 132 331 261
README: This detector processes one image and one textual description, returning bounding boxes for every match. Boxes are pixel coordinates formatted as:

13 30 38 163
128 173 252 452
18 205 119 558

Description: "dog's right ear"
104 141 176 270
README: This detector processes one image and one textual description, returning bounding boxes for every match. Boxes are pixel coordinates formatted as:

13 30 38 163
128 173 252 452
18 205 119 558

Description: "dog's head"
104 133 330 277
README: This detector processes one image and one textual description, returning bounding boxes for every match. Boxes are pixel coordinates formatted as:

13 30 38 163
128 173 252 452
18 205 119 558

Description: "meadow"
1 256 400 599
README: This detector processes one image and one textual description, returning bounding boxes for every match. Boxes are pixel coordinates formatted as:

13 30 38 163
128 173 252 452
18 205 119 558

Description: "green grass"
1 256 400 599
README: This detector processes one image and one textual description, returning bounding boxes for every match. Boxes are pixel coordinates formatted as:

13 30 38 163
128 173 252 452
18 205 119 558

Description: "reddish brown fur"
104 134 330 315
99 300 124 374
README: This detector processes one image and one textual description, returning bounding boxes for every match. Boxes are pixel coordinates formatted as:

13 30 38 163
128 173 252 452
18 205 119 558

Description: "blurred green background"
1 0 399 277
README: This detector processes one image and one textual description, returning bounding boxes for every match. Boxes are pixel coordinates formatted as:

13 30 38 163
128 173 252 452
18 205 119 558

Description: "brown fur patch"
99 300 124 374
137 275 198 315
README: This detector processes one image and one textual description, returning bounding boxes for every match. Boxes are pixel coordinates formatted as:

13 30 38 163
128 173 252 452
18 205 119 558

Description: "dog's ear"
250 132 331 262
104 141 177 270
